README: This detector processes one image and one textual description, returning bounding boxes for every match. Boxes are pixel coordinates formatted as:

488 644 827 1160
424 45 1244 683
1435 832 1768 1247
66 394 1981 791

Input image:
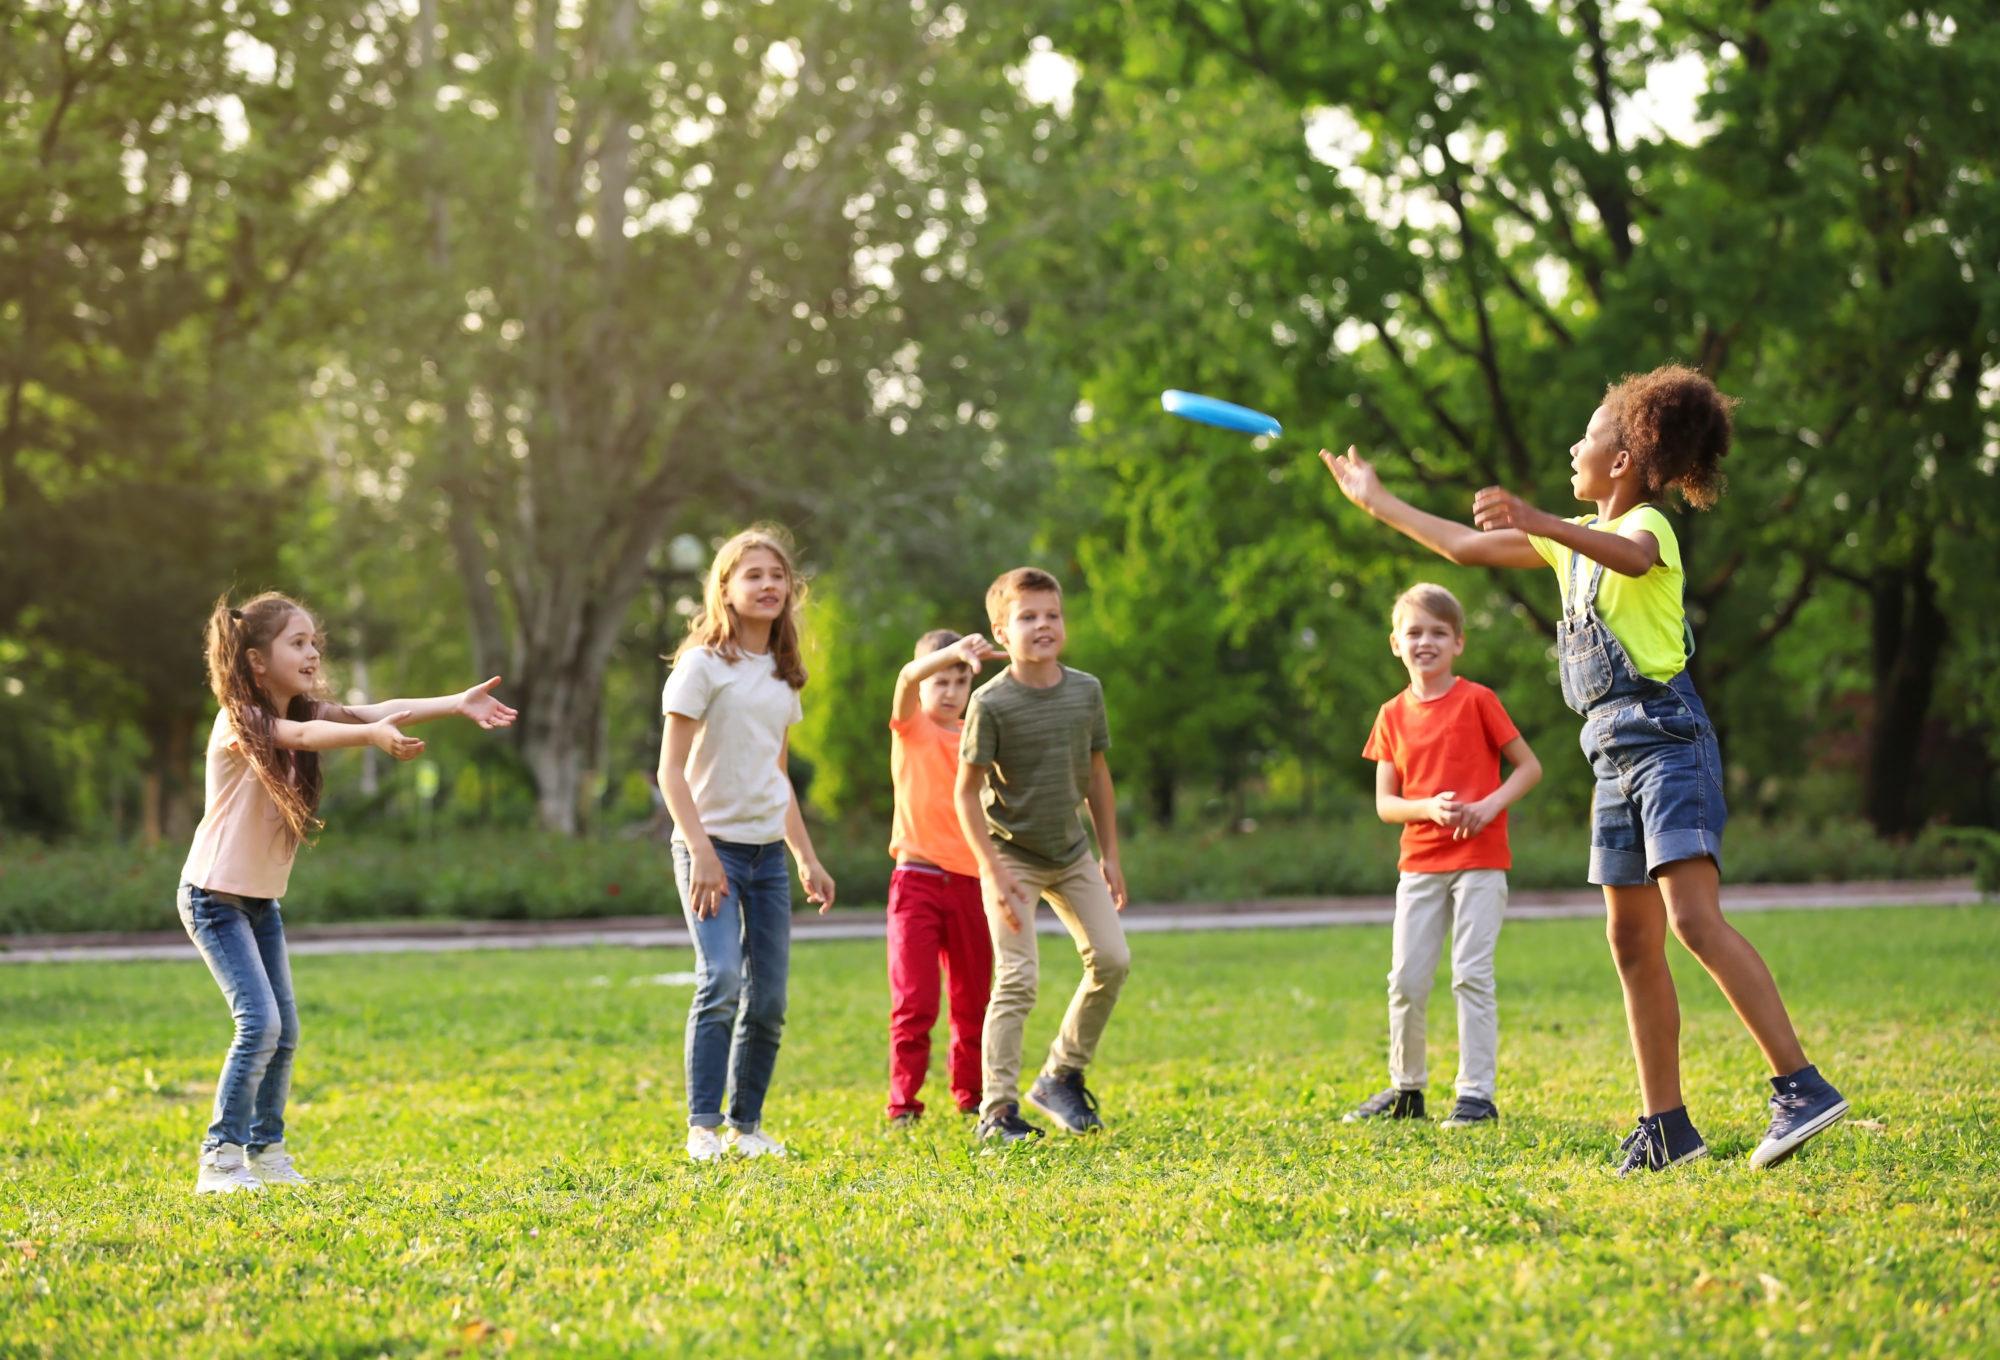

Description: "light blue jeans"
671 839 792 1132
177 882 299 1152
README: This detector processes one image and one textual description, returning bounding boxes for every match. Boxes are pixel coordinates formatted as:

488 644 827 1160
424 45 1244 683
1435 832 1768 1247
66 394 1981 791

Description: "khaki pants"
1388 869 1507 1101
980 851 1131 1117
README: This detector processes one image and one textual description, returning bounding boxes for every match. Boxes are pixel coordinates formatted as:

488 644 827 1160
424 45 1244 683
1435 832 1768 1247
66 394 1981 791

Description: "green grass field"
3 906 1996 1357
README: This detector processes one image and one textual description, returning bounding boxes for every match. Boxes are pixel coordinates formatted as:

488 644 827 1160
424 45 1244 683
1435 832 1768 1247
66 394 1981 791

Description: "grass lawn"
3 905 1996 1357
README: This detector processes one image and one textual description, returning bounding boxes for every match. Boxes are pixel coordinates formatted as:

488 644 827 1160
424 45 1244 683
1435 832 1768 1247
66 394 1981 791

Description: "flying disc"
1160 389 1283 437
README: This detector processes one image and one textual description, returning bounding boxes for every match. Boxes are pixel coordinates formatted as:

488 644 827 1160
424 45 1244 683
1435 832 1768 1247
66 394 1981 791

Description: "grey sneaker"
1026 1069 1104 1134
976 1102 1045 1143
1440 1097 1499 1128
1343 1088 1426 1123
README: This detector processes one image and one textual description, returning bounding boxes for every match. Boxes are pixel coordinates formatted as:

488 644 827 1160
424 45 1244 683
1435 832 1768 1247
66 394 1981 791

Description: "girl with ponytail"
181 592 517 1194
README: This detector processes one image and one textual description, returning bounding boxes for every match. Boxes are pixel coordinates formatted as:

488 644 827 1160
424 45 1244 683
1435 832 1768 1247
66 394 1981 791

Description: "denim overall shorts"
1556 530 1728 886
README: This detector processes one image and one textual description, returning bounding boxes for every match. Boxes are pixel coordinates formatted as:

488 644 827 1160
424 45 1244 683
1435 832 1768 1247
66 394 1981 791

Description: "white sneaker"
687 1126 726 1163
248 1142 308 1186
728 1128 788 1159
195 1144 265 1195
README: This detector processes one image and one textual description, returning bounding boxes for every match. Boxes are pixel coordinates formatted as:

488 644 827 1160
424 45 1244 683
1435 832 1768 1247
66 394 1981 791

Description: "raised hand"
950 632 1010 668
1472 486 1546 534
458 676 519 730
371 712 425 761
1320 446 1383 510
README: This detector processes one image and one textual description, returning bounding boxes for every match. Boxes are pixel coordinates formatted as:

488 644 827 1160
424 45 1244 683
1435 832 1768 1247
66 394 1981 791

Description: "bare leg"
1604 883 1683 1115
1656 856 1808 1076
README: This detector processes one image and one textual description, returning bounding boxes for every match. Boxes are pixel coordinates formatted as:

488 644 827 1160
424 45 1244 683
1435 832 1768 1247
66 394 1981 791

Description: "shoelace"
1617 1119 1663 1172
1065 1074 1100 1116
1768 1088 1817 1121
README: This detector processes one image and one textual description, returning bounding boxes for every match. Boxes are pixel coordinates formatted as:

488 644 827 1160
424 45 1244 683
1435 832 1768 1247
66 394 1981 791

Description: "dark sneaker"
1342 1088 1426 1123
1615 1107 1708 1176
976 1102 1045 1143
1750 1066 1849 1169
1440 1096 1499 1128
1026 1069 1104 1134
887 1109 921 1126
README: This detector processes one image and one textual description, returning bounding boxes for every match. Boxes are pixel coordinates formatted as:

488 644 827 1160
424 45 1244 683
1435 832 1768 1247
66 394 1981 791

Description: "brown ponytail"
202 593 326 847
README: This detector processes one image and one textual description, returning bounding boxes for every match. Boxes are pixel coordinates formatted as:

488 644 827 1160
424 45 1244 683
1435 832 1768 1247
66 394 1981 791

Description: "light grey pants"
1387 869 1507 1100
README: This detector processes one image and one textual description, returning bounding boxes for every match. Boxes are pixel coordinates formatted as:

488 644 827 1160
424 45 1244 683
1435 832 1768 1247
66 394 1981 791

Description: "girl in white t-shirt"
180 592 518 1194
656 526 836 1162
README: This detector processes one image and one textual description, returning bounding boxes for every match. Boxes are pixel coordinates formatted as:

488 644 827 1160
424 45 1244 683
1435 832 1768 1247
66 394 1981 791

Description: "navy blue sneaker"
1440 1096 1499 1128
1026 1069 1103 1134
1750 1066 1849 1169
1615 1107 1708 1176
1343 1088 1426 1123
976 1102 1045 1143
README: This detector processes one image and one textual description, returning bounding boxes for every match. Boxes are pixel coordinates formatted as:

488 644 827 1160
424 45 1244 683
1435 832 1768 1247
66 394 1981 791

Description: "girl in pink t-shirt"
180 592 517 1195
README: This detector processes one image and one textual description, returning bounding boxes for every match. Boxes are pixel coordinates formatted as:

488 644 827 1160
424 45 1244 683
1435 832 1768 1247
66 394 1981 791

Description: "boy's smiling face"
1390 605 1463 685
1000 589 1065 666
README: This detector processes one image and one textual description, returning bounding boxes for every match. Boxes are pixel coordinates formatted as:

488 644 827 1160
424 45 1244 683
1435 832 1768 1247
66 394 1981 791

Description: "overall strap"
1567 518 1611 618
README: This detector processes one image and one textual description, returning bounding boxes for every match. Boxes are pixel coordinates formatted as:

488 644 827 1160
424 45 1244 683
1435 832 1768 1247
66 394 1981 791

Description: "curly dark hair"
1602 364 1736 511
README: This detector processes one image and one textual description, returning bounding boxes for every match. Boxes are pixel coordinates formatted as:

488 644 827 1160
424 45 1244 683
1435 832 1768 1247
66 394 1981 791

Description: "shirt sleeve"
1624 504 1681 573
960 693 998 766
1477 686 1522 751
1090 681 1111 753
662 651 714 719
1360 704 1395 763
1524 530 1560 569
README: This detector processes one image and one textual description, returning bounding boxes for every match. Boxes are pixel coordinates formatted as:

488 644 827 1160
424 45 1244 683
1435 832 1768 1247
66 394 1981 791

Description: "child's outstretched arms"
890 633 1006 721
271 712 425 759
324 677 520 730
1321 447 1544 569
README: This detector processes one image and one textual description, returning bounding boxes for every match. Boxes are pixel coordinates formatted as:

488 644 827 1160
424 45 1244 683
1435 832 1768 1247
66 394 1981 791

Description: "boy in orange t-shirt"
1347 584 1542 1128
884 628 1006 1122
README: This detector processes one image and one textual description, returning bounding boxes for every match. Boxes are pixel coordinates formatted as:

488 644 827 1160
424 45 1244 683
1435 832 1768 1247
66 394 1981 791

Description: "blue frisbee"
1160 389 1283 437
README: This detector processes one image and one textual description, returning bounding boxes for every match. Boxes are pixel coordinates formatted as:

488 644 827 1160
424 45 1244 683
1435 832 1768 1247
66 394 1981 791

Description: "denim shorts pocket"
1637 693 1701 745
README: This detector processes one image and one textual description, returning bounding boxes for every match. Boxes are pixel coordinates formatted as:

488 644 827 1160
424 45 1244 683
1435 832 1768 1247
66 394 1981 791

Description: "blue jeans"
176 882 299 1152
672 839 792 1132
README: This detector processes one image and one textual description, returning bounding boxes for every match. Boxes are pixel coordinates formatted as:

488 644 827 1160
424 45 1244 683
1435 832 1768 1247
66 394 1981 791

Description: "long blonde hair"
202 592 327 847
670 525 809 689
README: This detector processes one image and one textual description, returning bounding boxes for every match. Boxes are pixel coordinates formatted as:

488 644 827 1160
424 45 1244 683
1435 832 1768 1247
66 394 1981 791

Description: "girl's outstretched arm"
272 713 423 759
323 677 519 729
1321 449 1544 569
1472 488 1660 578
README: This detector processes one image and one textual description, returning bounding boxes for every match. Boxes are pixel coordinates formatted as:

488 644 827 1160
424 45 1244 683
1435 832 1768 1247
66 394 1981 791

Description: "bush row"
0 816 1977 936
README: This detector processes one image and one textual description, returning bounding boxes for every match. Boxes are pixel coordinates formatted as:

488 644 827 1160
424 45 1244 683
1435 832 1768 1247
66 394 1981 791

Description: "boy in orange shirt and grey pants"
884 629 1007 1122
1346 584 1542 1128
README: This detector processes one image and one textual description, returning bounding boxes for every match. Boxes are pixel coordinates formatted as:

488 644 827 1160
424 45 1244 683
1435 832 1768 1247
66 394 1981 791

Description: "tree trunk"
139 707 197 847
1863 548 1948 837
1147 766 1176 826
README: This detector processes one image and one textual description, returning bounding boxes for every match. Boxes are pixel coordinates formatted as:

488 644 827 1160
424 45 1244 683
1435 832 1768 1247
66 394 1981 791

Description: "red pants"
886 864 992 1118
